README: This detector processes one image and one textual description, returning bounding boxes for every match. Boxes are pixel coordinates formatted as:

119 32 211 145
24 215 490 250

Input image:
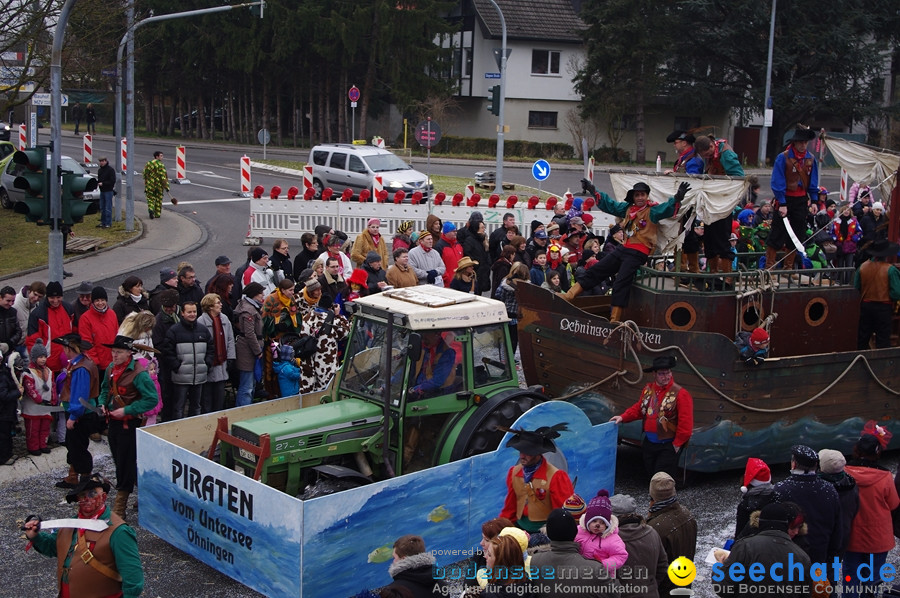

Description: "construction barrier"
240 155 251 197
17 125 26 151
840 169 848 203
174 145 190 184
303 165 313 195
120 139 127 173
83 134 94 166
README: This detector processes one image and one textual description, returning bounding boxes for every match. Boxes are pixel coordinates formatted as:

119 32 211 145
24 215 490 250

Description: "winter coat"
408 245 445 286
435 235 463 287
496 279 522 320
461 226 492 294
233 298 263 372
162 318 213 386
272 358 301 397
20 365 61 417
269 250 293 283
716 529 812 598
575 516 629 574
27 299 74 373
735 484 780 539
362 262 387 294
297 309 349 393
385 264 418 288
818 471 859 555
491 258 512 300
350 229 389 267
0 365 22 421
844 462 900 554
774 472 842 562
529 540 621 598
78 306 120 370
646 501 697 563
383 553 448 598
0 305 22 348
197 312 235 383
148 283 174 315
112 287 151 324
176 280 205 307
14 287 38 345
293 247 321 278
616 514 668 598
151 310 179 349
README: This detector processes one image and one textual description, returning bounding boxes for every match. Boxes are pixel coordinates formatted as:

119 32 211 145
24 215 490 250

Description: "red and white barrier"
240 155 251 197
83 134 93 165
840 169 848 203
242 213 260 246
18 125 26 151
174 145 190 184
373 175 383 199
120 139 127 173
464 184 475 203
303 165 313 195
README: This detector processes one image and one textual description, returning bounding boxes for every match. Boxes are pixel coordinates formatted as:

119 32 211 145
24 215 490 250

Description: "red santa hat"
741 458 771 493
750 328 769 348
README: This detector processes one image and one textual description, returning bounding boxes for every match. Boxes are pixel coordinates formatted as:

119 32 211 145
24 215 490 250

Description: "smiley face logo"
667 556 697 586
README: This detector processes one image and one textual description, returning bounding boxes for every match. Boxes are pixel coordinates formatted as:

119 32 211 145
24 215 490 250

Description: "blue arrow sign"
532 159 551 182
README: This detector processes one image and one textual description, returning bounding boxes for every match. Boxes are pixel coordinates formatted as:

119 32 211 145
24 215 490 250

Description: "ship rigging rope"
593 320 900 412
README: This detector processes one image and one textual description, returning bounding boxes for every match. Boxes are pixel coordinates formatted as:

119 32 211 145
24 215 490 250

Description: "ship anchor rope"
583 321 900 413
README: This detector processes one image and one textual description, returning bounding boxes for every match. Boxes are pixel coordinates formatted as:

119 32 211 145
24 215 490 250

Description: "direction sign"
348 85 360 102
257 128 271 145
32 93 68 107
415 120 442 149
532 159 551 182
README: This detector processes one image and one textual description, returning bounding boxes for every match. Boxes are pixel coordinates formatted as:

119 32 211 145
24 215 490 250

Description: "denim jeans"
236 370 255 407
99 190 113 227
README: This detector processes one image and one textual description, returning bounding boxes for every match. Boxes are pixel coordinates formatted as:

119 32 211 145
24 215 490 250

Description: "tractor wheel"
451 394 542 461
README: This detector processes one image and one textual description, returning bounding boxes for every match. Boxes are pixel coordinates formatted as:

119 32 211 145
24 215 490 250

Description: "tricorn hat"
102 335 137 351
789 126 817 143
625 182 652 204
504 422 569 455
666 130 695 144
867 239 899 258
52 333 92 351
65 473 112 503
643 354 677 372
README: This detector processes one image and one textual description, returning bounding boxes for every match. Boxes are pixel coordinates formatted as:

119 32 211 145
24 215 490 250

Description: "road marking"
168 197 249 205
190 170 230 179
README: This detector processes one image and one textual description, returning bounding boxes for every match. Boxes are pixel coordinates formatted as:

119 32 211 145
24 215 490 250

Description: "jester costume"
142 158 168 219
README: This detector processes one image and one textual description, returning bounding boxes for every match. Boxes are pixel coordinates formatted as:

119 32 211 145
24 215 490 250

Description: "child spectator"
21 340 60 455
272 344 301 397
542 270 562 293
529 248 549 286
576 489 629 575
345 269 369 304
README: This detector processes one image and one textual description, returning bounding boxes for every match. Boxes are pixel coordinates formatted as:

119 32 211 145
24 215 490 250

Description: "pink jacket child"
575 489 629 575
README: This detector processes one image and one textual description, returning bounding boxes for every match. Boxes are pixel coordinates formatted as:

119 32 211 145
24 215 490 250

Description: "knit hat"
367 218 381 228
249 247 268 262
469 211 484 223
572 198 583 210
279 344 295 362
581 214 594 226
741 458 771 493
584 490 612 528
758 503 790 532
791 444 819 468
303 279 321 292
750 328 769 348
818 449 846 474
91 286 108 302
29 338 49 362
417 231 432 243
347 269 368 287
563 494 586 519
872 202 884 211
160 268 177 284
498 527 528 552
46 281 63 297
649 472 676 501
544 508 578 542
365 251 382 264
527 533 551 549
609 493 637 516
75 281 93 295
569 216 584 228
442 221 457 234
122 275 142 292
396 220 413 235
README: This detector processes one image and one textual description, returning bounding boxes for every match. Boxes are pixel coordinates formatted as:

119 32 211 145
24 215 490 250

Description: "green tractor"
213 286 547 498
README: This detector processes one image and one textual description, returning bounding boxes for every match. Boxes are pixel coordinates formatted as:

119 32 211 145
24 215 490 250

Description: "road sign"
31 93 68 107
485 73 500 79
348 85 360 102
257 128 271 145
414 120 442 149
532 159 551 182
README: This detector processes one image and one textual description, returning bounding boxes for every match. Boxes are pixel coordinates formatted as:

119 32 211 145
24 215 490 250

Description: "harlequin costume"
499 423 575 532
617 355 693 478
142 157 168 219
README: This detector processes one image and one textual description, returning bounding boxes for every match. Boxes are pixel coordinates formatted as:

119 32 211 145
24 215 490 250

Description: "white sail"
823 136 899 205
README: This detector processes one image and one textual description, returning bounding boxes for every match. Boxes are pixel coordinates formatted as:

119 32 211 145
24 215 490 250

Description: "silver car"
309 144 433 201
0 154 100 209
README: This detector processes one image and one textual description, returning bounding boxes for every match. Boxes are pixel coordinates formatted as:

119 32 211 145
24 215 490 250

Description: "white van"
308 144 433 200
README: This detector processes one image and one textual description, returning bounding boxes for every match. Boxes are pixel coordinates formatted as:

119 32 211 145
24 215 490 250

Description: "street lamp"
757 0 776 167
487 0 506 196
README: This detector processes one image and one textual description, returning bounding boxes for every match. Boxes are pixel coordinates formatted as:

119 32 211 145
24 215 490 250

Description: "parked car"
308 144 433 200
0 154 100 209
0 121 11 141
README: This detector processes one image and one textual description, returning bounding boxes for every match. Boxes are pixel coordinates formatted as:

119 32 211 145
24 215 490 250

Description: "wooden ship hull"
516 268 900 472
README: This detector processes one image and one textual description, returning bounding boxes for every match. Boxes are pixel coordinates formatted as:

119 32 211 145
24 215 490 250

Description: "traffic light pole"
487 0 506 196
114 2 265 232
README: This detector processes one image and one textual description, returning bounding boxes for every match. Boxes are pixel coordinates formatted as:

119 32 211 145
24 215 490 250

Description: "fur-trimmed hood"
388 551 436 579
117 285 150 301
749 509 808 536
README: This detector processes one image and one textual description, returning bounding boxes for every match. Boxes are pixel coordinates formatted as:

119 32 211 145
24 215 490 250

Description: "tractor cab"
216 286 545 498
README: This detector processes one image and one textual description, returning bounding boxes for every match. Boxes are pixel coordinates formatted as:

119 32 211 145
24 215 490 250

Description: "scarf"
648 496 677 513
522 458 541 484
211 315 227 367
277 289 299 327
92 303 108 313
129 293 142 302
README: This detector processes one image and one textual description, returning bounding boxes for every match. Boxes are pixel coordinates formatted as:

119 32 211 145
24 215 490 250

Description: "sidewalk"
0 208 207 292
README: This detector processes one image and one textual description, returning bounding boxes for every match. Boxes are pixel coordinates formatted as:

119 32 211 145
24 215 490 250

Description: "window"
329 152 347 170
312 150 329 166
531 49 560 75
348 155 367 174
528 111 558 129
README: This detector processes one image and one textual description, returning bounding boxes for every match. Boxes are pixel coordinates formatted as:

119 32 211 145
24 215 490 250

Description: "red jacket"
500 458 574 523
78 307 119 370
844 464 900 553
620 379 693 449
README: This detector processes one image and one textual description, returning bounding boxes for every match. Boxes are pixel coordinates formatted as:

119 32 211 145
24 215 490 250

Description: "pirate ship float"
518 136 900 472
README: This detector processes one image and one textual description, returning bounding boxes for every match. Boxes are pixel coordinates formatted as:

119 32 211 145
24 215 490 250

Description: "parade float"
518 136 900 473
137 287 619 597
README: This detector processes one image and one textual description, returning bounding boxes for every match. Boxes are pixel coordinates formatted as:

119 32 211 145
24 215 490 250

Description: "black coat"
96 164 116 192
270 251 293 282
461 226 491 294
735 485 779 539
384 552 447 598
717 529 812 598
774 473 843 562
0 367 22 421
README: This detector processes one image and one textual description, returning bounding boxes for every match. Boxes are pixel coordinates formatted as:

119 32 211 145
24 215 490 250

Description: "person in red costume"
499 423 575 533
610 355 694 479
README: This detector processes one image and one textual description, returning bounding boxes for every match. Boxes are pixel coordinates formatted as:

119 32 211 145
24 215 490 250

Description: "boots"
562 282 584 301
765 247 778 270
783 252 798 280
609 306 624 323
113 491 130 519
55 466 79 489
718 258 734 288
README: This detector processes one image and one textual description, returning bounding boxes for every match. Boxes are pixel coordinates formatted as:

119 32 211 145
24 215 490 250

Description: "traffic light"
61 170 98 225
12 147 50 224
487 85 500 116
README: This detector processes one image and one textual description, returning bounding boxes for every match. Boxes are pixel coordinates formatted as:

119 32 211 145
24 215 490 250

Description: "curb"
0 441 111 486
